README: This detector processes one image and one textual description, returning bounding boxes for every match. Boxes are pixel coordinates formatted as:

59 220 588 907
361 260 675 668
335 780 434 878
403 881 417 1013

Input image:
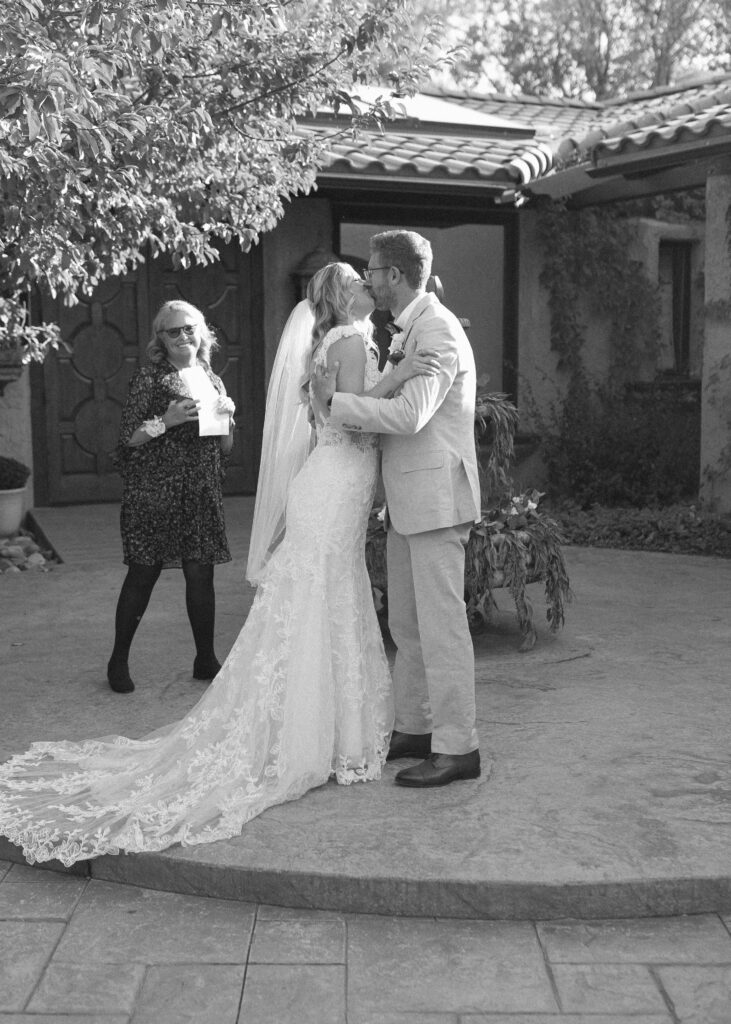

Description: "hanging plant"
366 381 571 650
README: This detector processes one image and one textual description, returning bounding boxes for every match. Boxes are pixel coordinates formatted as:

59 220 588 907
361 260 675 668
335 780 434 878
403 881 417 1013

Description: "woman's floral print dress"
115 361 231 567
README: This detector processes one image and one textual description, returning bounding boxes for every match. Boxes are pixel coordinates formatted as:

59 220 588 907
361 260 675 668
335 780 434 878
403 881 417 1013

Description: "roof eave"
298 115 535 141
526 143 730 207
589 133 731 177
315 170 514 194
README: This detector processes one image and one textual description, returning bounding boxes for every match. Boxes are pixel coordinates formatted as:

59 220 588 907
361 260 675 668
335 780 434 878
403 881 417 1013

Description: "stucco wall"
515 209 704 432
261 197 334 383
634 216 705 378
0 368 34 509
700 164 731 512
515 210 562 434
513 208 706 493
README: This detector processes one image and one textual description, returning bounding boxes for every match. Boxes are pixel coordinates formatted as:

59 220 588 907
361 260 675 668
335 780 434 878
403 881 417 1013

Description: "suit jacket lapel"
399 293 437 352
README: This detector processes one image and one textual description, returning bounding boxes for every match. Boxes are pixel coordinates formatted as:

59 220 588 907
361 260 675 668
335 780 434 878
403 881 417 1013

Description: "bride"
0 262 439 866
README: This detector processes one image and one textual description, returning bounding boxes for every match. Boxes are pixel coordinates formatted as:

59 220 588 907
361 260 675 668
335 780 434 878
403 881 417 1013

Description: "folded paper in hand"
178 366 230 436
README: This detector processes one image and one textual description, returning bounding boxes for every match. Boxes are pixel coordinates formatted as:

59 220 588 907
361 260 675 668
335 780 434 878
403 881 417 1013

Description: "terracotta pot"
0 487 26 538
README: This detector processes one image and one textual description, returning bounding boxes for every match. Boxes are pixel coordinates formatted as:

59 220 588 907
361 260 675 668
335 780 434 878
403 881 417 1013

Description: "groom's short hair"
370 231 432 290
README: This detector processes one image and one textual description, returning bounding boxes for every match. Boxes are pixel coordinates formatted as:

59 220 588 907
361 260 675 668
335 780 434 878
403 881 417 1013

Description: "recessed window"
658 240 692 376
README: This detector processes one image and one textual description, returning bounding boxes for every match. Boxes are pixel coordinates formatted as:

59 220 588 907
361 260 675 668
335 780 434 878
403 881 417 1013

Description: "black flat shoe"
107 660 135 694
394 751 481 788
193 655 221 681
386 730 432 761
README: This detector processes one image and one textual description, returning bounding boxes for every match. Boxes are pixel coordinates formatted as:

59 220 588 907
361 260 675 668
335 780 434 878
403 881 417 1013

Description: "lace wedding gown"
0 327 393 866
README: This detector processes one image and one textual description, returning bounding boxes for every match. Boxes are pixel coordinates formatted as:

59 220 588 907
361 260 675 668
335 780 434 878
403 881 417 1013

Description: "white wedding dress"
0 327 393 867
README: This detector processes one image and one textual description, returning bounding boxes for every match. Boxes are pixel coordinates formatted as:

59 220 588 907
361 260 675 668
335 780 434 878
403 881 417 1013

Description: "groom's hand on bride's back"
311 362 338 408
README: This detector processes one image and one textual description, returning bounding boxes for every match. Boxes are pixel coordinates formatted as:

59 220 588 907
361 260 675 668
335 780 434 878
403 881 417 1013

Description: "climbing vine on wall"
535 198 661 382
532 197 703 507
707 203 731 321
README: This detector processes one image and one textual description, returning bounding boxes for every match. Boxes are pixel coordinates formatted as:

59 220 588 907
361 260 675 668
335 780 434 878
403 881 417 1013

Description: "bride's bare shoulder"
319 325 365 361
326 331 366 363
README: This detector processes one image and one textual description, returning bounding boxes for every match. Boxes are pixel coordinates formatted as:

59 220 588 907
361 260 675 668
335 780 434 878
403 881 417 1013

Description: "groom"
313 230 482 787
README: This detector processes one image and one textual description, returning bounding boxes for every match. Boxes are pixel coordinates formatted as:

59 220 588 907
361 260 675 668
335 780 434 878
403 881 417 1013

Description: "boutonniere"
386 324 406 365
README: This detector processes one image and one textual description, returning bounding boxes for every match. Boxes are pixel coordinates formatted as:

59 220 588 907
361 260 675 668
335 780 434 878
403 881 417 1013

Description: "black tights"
109 560 216 667
108 563 162 668
182 560 216 663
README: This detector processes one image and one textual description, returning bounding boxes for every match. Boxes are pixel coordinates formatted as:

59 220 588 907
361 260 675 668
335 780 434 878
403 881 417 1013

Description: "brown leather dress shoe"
386 730 432 762
394 751 481 787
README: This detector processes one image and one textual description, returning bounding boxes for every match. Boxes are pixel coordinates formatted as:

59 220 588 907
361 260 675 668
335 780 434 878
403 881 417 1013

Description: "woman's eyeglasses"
161 325 198 338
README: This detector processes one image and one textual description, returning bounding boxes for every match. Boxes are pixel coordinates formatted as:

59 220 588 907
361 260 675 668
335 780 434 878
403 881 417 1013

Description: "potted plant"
0 455 31 537
366 381 571 650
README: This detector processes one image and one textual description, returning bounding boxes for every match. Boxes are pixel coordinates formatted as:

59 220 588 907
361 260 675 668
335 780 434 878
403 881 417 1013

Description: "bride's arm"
326 334 439 399
310 334 440 419
309 333 366 422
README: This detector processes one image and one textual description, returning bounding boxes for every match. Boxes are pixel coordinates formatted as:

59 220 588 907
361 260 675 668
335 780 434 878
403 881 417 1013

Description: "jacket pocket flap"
402 451 445 473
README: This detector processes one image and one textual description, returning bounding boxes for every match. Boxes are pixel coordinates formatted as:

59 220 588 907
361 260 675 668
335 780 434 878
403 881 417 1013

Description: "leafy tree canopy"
426 0 729 100
0 0 446 359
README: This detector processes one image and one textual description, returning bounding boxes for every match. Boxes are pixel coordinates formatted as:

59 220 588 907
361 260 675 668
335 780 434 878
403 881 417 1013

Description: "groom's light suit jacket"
330 292 481 535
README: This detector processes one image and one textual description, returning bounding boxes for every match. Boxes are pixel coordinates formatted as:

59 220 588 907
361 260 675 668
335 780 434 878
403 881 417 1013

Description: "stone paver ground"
2 861 730 1024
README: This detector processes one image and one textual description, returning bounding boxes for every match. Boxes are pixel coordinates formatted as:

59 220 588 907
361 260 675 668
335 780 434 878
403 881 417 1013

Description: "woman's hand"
163 398 200 427
392 348 441 385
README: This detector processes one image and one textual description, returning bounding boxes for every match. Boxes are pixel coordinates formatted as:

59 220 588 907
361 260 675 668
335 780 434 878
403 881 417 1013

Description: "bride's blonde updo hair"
306 262 360 349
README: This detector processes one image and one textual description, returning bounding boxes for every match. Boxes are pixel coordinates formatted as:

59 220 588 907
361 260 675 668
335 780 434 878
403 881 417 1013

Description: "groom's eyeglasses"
161 325 198 338
362 266 400 282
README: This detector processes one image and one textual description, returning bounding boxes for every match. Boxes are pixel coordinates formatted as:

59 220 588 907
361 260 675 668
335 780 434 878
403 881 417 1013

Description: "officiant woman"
106 300 235 694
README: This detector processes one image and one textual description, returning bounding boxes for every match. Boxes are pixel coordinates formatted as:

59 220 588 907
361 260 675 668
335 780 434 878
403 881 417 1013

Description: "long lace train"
0 327 393 867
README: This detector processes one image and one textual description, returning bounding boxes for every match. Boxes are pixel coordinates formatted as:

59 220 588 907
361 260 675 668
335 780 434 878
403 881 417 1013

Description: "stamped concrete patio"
2 863 731 1022
1 497 730 921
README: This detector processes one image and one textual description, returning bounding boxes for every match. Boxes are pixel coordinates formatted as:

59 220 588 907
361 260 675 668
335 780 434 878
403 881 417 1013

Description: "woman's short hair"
147 300 219 366
370 230 432 290
306 262 360 348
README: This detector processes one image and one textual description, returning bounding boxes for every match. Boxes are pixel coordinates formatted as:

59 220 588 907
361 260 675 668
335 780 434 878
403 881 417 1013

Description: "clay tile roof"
301 74 731 196
306 122 531 188
425 87 602 141
554 73 731 169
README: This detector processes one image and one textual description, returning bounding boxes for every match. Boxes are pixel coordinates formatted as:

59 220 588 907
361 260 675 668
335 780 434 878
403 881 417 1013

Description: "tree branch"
216 48 348 117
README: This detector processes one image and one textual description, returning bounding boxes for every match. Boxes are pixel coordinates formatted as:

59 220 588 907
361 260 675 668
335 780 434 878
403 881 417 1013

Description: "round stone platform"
2 503 730 919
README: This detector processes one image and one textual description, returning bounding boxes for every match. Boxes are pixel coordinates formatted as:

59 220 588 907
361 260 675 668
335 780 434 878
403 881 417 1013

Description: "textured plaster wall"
261 197 334 384
513 208 707 493
0 367 34 508
634 217 705 378
700 163 731 512
516 208 705 429
514 211 578 433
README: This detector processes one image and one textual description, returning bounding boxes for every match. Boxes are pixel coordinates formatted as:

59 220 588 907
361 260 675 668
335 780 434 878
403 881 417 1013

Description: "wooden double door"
32 243 264 505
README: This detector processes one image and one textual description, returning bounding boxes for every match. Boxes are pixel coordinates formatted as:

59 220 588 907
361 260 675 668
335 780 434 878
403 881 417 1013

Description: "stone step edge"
3 838 731 920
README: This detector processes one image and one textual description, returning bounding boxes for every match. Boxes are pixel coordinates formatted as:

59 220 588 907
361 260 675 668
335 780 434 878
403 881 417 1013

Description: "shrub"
538 373 700 508
0 456 31 490
550 501 731 557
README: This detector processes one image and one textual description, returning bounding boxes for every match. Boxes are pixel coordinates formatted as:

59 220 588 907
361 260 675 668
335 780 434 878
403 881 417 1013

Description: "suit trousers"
386 522 478 755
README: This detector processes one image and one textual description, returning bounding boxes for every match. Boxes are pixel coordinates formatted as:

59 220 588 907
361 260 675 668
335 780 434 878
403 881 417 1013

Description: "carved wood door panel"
34 274 148 504
150 241 262 496
33 243 263 504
